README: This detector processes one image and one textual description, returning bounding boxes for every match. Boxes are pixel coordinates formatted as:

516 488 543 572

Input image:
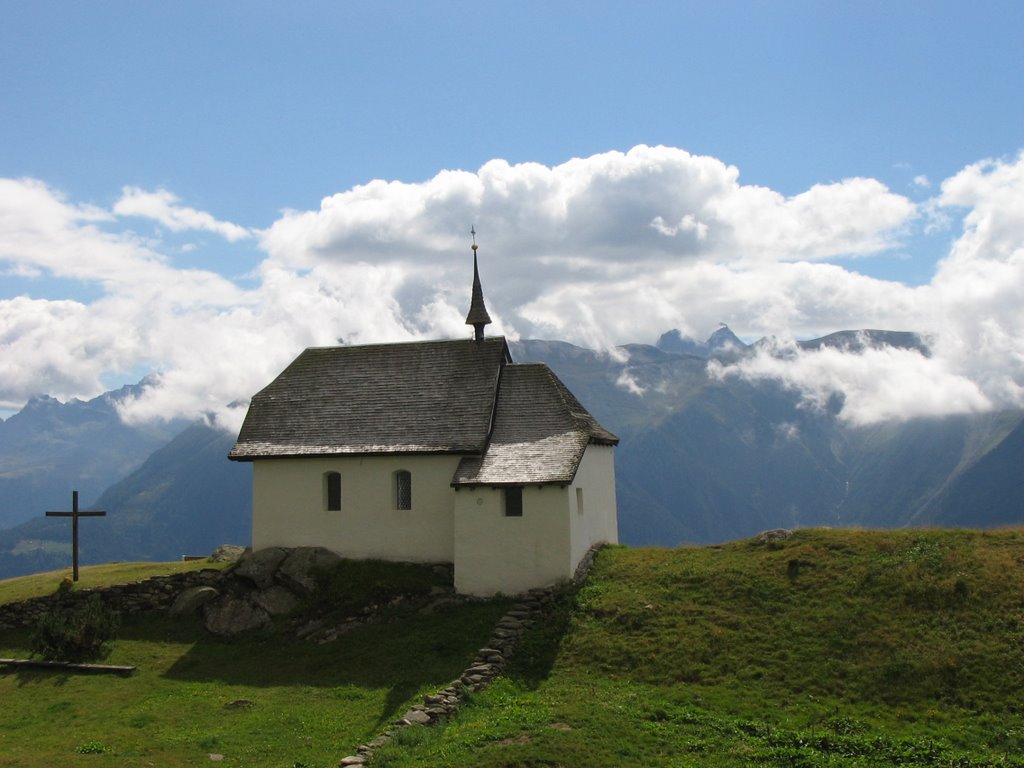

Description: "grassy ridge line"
0 560 227 605
371 529 1024 767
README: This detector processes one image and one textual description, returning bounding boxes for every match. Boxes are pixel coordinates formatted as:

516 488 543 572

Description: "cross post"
46 490 106 581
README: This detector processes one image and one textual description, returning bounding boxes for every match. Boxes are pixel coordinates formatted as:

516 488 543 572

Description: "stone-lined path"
337 545 601 767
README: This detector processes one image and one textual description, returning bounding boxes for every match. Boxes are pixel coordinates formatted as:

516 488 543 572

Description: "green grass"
370 529 1024 767
0 560 229 606
0 561 510 767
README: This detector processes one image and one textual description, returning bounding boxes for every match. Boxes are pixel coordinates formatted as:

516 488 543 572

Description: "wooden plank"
0 658 135 676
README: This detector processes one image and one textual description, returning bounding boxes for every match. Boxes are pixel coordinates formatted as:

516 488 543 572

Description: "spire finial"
465 225 492 342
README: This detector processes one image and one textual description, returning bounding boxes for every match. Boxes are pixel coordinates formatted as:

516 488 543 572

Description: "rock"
203 595 271 636
224 699 254 709
209 545 247 563
758 528 794 545
339 756 367 766
277 547 342 595
233 547 290 589
251 585 300 617
401 709 432 725
169 586 220 617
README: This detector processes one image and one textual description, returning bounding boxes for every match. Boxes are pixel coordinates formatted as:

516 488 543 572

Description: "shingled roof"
452 363 619 487
229 337 511 459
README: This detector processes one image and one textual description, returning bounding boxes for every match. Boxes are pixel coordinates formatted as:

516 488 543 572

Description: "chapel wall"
453 485 571 596
252 455 459 563
568 444 619 569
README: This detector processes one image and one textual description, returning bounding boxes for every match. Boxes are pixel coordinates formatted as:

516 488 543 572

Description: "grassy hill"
3 530 1024 767
373 529 1024 767
0 560 509 767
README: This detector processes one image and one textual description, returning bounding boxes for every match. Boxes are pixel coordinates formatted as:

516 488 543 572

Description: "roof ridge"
302 335 508 353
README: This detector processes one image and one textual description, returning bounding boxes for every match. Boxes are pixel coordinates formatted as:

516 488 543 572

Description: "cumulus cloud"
114 187 252 242
709 152 1024 423
1 146 1023 429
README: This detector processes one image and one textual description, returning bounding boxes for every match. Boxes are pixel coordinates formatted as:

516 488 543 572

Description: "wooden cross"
45 490 106 582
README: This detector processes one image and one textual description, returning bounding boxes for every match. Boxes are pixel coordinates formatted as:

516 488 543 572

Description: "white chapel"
229 240 619 596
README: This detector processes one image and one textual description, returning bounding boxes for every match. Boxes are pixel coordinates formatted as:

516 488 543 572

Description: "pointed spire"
465 225 492 342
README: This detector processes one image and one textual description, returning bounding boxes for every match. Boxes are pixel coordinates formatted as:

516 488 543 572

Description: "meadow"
370 529 1024 767
4 530 1024 766
0 561 508 767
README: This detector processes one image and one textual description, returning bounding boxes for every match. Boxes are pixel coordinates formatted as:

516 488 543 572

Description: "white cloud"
711 339 991 426
114 187 252 242
2 146 1024 429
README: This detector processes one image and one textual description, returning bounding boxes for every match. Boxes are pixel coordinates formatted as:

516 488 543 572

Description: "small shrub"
75 741 108 754
31 594 120 662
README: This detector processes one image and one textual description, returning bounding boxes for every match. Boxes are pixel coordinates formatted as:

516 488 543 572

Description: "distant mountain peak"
706 324 746 351
24 393 60 409
655 326 750 361
655 329 706 357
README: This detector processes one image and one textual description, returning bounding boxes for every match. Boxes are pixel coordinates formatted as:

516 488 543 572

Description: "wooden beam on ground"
0 658 135 676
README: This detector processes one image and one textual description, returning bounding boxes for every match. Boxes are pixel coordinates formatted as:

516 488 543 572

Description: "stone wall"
0 568 225 630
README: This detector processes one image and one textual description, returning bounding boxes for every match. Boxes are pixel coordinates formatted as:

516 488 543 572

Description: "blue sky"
2 1 1023 426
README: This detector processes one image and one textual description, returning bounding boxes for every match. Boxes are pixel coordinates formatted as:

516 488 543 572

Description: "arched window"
395 470 412 510
325 471 342 511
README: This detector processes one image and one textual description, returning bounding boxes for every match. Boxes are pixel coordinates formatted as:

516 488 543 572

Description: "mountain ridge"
0 381 187 530
0 327 1020 578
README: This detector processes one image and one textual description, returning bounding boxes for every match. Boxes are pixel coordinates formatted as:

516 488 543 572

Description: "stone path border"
337 544 603 767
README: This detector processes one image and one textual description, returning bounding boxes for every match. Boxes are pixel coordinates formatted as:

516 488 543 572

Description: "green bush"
31 595 120 662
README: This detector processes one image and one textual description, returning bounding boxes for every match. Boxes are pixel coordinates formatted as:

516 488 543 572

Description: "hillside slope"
373 529 1024 767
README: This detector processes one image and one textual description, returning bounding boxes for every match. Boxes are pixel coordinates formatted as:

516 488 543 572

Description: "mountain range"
0 328 1021 579
0 382 187 531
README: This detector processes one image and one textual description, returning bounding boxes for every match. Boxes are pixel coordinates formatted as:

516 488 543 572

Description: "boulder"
203 594 271 636
251 585 300 617
169 586 220 617
757 528 794 545
277 547 342 595
233 547 290 589
209 545 247 563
